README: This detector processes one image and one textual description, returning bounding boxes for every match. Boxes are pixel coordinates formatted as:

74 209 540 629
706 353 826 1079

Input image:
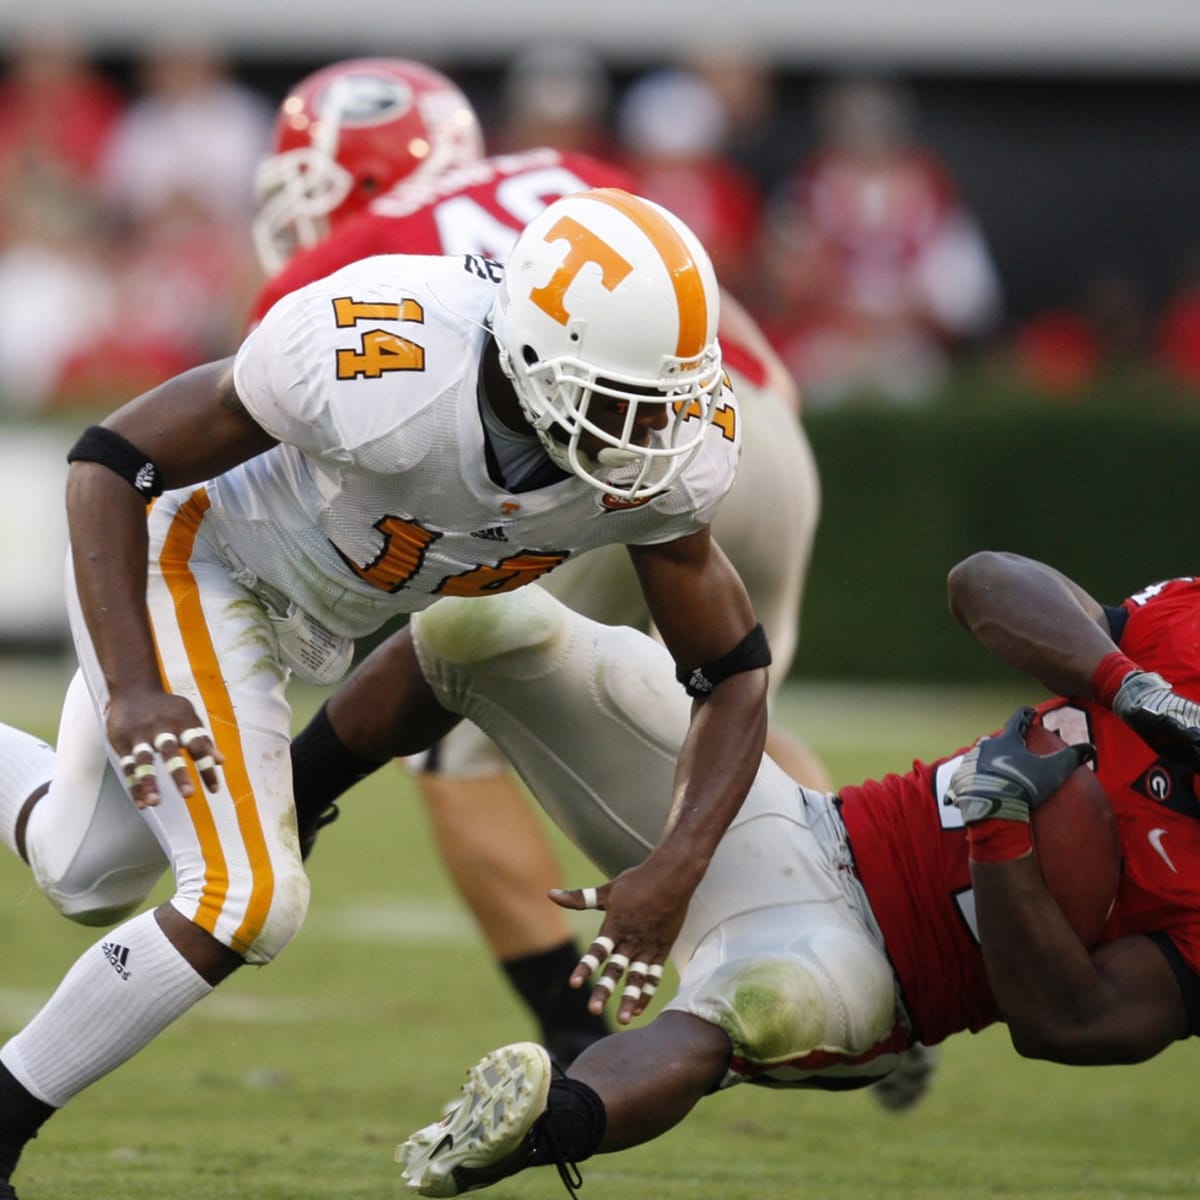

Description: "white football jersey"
202 253 740 638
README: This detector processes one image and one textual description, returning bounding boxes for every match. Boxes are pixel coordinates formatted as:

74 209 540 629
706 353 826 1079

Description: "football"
1026 719 1121 947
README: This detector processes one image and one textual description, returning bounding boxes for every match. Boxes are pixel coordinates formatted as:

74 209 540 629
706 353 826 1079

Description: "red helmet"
253 58 484 272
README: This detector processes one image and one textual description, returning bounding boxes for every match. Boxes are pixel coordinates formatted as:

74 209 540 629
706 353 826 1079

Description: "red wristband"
1090 651 1140 708
967 818 1033 864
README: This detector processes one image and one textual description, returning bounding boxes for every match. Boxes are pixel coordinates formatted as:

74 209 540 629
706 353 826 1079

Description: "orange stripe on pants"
158 488 276 957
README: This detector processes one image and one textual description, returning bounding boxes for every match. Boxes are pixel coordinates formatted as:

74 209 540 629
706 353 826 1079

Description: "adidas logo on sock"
101 941 132 981
469 526 508 542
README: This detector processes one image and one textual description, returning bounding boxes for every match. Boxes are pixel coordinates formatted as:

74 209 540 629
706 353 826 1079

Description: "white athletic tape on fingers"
131 742 154 759
629 961 649 978
578 953 602 974
133 763 157 781
622 984 643 1001
609 953 630 974
193 755 216 773
580 887 599 909
646 963 664 980
153 732 177 753
593 975 616 994
180 727 209 747
164 756 188 774
592 935 615 956
642 979 659 997
119 756 137 771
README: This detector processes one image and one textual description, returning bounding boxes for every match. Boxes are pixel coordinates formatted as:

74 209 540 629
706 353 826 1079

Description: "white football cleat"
397 1042 552 1196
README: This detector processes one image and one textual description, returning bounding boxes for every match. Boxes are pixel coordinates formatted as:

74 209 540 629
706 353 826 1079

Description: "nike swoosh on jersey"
1148 827 1179 874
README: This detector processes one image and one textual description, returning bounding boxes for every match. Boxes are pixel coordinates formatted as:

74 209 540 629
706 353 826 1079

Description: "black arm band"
67 425 164 499
676 623 771 698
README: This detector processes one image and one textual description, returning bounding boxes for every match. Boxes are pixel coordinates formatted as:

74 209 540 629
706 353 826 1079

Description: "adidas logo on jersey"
469 526 508 542
101 941 132 981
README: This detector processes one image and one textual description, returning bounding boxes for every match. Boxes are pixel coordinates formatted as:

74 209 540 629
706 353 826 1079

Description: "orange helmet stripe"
586 188 709 359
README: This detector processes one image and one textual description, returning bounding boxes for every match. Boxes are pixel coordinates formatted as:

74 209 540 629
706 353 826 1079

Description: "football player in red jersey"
249 60 826 1069
359 550 1200 1196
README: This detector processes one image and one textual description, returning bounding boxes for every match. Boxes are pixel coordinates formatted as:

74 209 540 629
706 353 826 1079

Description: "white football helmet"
491 188 723 500
253 58 484 273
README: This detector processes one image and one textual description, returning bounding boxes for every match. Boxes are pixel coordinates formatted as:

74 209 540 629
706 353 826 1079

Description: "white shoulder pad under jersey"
233 253 491 465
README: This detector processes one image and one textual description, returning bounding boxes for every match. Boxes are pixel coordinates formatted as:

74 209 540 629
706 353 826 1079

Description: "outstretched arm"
553 528 768 1024
949 550 1200 767
67 357 278 806
946 550 1113 697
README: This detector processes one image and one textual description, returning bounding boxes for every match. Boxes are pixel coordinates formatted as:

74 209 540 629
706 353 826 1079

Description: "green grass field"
2 661 1199 1199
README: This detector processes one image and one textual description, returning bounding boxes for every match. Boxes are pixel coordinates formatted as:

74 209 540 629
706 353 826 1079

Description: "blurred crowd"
2 32 1199 418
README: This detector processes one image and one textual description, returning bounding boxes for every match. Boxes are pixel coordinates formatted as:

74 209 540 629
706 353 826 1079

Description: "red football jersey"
839 576 1200 1047
248 148 632 325
248 145 772 390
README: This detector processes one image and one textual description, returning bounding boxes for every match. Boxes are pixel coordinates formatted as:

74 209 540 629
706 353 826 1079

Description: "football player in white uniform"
251 58 825 1068
0 189 768 1196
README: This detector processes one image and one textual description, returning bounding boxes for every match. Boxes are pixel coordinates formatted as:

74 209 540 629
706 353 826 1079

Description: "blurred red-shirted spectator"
1010 272 1151 399
41 41 272 411
761 75 1001 407
0 31 124 196
1155 259 1200 392
615 66 764 303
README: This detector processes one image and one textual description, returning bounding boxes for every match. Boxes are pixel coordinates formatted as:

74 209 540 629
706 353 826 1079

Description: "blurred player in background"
0 183 768 1198
249 59 826 1067
380 550 1200 1196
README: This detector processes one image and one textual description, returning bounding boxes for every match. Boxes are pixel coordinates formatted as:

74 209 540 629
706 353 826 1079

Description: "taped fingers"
577 934 615 976
642 963 664 998
594 953 630 995
179 727 222 791
615 959 666 1020
624 959 660 997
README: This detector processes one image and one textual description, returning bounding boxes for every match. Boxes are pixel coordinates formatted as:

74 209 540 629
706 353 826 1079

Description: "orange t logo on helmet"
529 215 633 326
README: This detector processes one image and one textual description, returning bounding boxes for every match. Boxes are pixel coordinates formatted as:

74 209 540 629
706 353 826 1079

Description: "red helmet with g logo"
253 58 483 272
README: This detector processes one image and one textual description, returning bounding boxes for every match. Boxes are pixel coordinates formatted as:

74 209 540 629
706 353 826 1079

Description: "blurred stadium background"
3 1 1200 662
4 7 1200 1196
4 2 1200 668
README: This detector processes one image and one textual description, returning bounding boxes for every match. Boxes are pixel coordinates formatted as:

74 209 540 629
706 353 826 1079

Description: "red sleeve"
555 151 636 193
248 216 394 326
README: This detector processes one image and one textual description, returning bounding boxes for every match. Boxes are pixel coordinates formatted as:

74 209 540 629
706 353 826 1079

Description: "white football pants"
411 585 907 1089
28 487 309 963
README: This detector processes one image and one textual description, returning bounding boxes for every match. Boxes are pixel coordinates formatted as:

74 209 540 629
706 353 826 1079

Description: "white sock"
0 722 55 858
0 909 212 1107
